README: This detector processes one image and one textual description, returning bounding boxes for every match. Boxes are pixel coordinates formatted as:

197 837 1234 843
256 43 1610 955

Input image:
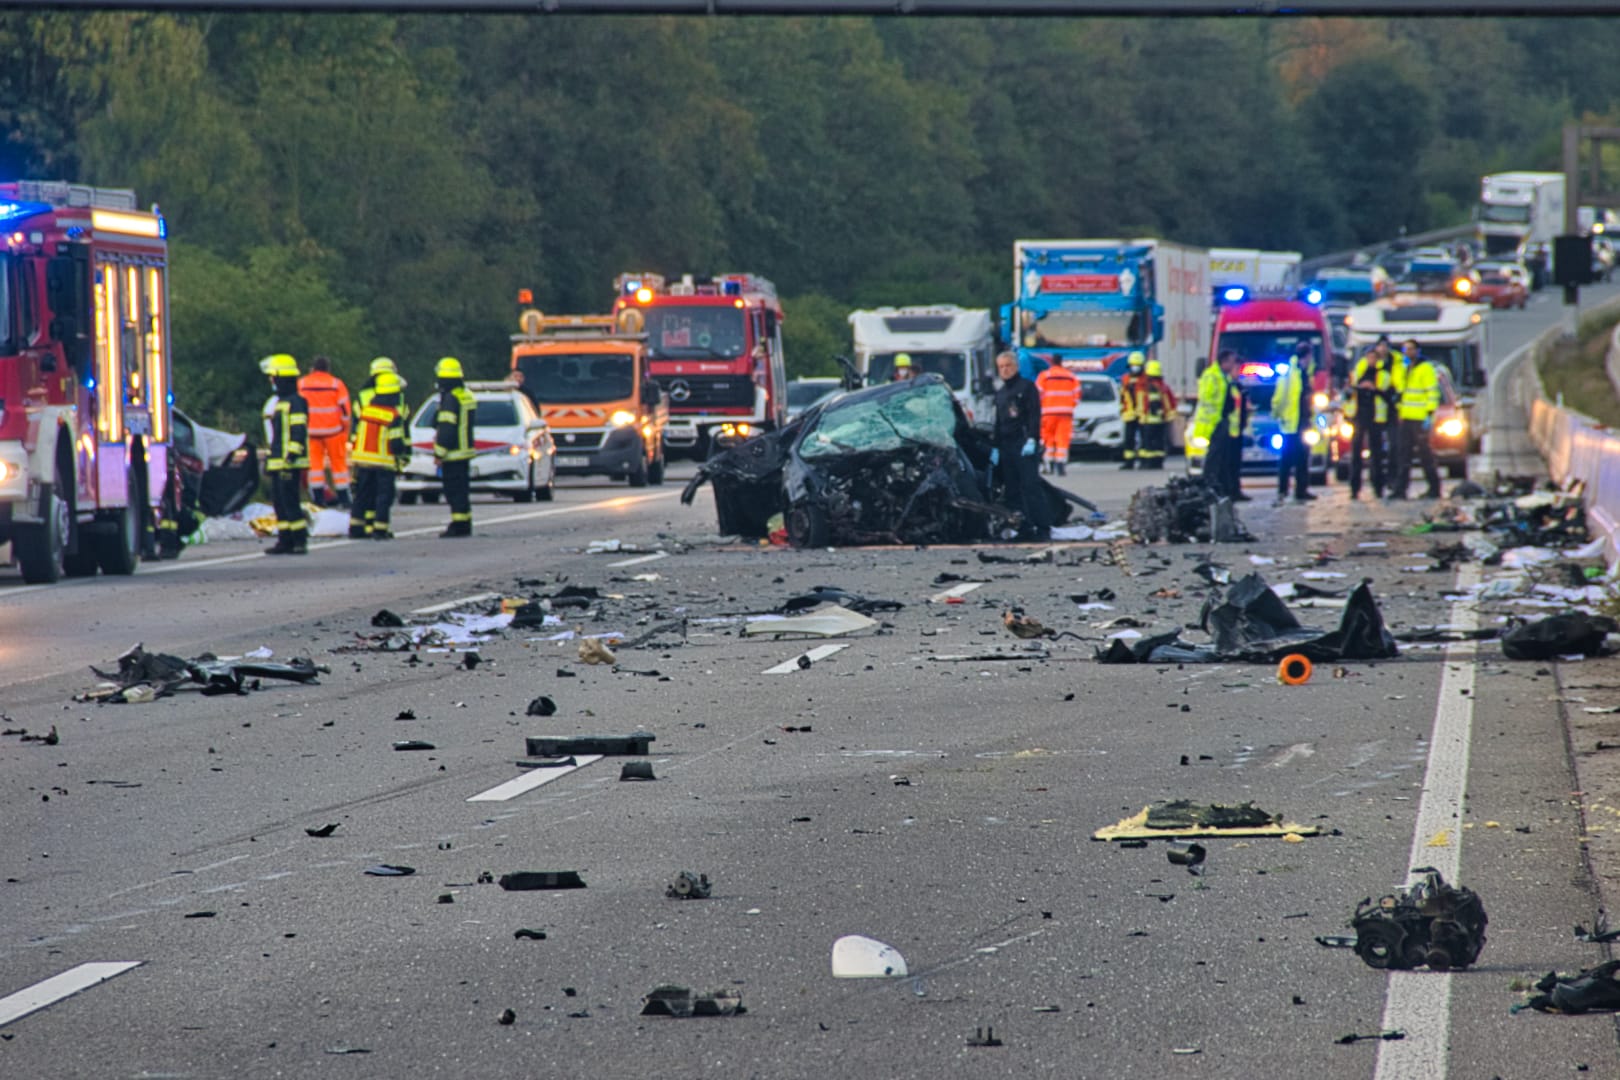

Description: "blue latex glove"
1021 437 1037 457
1422 415 1434 431
989 447 1000 467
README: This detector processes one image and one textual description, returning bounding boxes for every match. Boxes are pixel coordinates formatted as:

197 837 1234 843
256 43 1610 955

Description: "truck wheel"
15 483 69 584
96 471 144 575
786 504 830 549
627 452 649 488
648 448 666 487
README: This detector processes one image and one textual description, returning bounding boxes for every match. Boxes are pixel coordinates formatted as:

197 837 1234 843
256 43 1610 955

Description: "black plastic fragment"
364 864 415 877
967 1026 1003 1048
620 761 656 781
498 871 586 891
393 740 436 751
526 696 557 717
526 732 655 757
513 928 548 940
305 823 340 837
371 610 406 627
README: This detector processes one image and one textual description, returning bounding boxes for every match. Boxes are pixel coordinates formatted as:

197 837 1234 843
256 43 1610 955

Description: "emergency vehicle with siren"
1188 286 1336 484
509 300 668 486
612 272 787 459
0 181 172 584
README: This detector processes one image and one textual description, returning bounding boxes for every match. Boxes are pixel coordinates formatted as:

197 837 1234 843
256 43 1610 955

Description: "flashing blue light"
1221 286 1248 304
623 279 641 294
85 377 96 390
166 392 174 405
0 200 50 230
1303 287 1324 305
1275 362 1289 375
1269 434 1284 451
722 280 742 296
157 216 167 240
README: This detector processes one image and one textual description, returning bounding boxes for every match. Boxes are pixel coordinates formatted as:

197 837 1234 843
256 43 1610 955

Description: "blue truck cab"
1002 241 1166 382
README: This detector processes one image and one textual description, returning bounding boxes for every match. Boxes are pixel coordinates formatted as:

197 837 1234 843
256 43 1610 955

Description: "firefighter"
1389 341 1442 500
1347 343 1395 500
260 353 310 555
1117 351 1146 469
991 350 1053 540
349 371 409 540
298 355 352 508
1271 341 1318 504
1192 350 1246 500
1133 359 1177 470
433 356 477 537
1034 355 1079 475
356 356 398 412
891 353 915 382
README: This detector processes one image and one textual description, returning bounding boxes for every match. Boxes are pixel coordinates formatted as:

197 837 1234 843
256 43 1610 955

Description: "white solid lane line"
467 755 604 802
929 582 983 604
763 643 848 674
1374 563 1481 1080
0 962 143 1028
607 550 669 568
413 592 500 616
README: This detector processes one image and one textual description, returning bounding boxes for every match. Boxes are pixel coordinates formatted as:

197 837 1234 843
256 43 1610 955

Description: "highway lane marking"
607 550 669 568
1374 562 1480 1080
0 962 142 1027
930 582 983 603
413 592 500 615
763 643 848 674
0 490 682 601
467 755 604 802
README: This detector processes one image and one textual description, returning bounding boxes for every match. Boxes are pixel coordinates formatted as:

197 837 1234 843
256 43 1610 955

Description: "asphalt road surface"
4 287 1620 1078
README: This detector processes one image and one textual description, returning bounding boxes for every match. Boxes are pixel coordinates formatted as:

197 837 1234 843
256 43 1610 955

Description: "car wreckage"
680 374 1086 547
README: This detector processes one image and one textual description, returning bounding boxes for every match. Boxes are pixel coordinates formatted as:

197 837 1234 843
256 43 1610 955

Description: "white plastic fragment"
831 934 908 978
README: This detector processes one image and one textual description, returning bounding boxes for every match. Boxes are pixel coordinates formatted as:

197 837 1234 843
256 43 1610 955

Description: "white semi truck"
849 305 998 426
1478 171 1565 287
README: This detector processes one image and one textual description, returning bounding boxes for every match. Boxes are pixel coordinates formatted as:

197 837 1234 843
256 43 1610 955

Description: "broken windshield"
800 380 959 459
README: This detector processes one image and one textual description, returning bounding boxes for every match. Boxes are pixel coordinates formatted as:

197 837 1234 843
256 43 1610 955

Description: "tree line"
0 12 1613 429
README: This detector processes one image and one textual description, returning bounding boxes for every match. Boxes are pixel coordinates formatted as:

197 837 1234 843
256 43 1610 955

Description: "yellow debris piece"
1426 830 1451 848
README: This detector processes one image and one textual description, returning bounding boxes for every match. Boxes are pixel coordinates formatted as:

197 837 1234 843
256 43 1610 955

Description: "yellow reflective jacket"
1393 358 1441 421
1346 355 1393 423
1192 364 1240 441
434 385 477 461
1270 365 1312 435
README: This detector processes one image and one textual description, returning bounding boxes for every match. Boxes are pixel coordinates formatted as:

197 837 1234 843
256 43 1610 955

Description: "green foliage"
8 12 1620 416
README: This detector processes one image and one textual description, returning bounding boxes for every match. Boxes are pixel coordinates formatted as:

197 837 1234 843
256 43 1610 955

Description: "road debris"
1514 961 1620 1014
1346 867 1487 971
744 605 878 639
1501 613 1618 661
498 871 587 891
780 586 903 615
371 609 406 627
77 643 324 702
640 985 745 1017
304 823 340 837
1335 1030 1406 1045
393 740 436 751
1575 923 1620 944
1127 476 1252 543
577 636 617 665
1166 841 1206 872
497 1008 516 1025
513 928 548 940
966 1026 1003 1048
364 864 415 877
619 761 656 781
666 871 712 899
526 696 557 717
1094 800 1319 841
525 732 654 756
831 934 908 978
1277 654 1313 685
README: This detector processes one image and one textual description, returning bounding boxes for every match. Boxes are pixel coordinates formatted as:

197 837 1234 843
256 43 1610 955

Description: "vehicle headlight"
1303 429 1321 446
1190 435 1208 449
610 410 636 427
1438 417 1465 438
1312 392 1329 409
1339 421 1355 439
509 444 524 455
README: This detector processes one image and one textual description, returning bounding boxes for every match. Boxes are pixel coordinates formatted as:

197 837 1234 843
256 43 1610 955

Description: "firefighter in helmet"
349 371 409 540
433 357 477 537
1118 351 1147 469
260 354 310 555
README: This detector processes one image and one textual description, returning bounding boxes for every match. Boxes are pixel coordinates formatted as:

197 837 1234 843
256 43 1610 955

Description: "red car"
1472 266 1528 309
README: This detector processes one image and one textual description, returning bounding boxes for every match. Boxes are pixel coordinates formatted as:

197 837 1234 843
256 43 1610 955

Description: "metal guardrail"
1297 223 1477 281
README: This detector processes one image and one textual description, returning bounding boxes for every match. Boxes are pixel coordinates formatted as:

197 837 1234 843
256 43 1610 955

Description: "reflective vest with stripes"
1035 365 1080 416
296 371 351 437
1394 358 1441 421
352 401 405 470
1133 377 1175 423
435 385 477 461
263 391 309 472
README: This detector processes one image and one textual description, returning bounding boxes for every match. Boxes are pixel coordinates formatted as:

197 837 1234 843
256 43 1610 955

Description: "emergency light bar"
1216 284 1324 306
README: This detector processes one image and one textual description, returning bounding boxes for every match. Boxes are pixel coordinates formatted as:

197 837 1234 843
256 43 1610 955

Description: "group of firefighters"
259 353 479 554
1028 350 1176 475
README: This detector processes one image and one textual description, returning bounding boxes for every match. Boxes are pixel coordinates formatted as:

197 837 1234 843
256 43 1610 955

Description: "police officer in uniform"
261 353 310 555
349 371 409 540
992 350 1052 540
433 357 477 537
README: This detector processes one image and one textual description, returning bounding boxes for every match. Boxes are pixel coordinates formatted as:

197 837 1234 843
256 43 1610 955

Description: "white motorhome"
1479 172 1564 285
849 305 998 424
1208 248 1303 293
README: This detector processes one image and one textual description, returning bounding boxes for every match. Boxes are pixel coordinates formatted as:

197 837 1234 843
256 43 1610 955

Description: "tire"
648 448 666 486
1447 460 1468 480
514 467 535 503
713 487 747 537
537 480 555 502
15 483 69 584
96 473 143 576
1335 461 1349 482
399 492 419 506
423 491 440 504
627 451 649 488
786 503 830 549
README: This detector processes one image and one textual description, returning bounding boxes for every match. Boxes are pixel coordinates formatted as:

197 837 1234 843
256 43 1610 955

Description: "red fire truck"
612 272 788 458
0 180 173 583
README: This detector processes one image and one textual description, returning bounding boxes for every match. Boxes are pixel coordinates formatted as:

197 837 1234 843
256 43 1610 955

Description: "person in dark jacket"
260 353 310 554
433 357 477 537
991 351 1052 540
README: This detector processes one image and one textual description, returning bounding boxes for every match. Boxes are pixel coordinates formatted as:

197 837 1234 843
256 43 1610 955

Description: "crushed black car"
158 408 260 557
680 374 1082 547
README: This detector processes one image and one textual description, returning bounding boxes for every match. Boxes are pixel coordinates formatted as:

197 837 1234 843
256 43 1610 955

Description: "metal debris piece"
304 823 340 838
667 871 712 899
1166 841 1207 871
364 865 415 877
640 984 745 1018
498 871 586 891
1349 867 1487 971
619 761 657 781
393 740 436 752
966 1026 1003 1048
526 696 558 717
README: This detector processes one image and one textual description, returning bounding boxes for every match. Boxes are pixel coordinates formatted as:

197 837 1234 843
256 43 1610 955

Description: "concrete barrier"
1522 298 1620 556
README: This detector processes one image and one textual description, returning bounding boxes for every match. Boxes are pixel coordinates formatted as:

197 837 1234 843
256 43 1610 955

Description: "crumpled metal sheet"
84 643 324 701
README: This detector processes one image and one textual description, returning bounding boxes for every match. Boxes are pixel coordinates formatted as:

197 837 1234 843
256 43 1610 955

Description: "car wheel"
1335 461 1349 482
513 466 535 503
399 492 418 506
16 483 70 584
537 479 554 502
1447 461 1468 480
423 491 440 504
786 504 830 549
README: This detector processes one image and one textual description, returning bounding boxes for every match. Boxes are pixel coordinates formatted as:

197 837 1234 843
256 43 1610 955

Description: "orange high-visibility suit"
297 369 352 500
1035 361 1080 468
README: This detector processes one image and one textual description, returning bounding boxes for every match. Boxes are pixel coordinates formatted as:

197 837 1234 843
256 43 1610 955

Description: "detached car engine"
1350 867 1487 971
